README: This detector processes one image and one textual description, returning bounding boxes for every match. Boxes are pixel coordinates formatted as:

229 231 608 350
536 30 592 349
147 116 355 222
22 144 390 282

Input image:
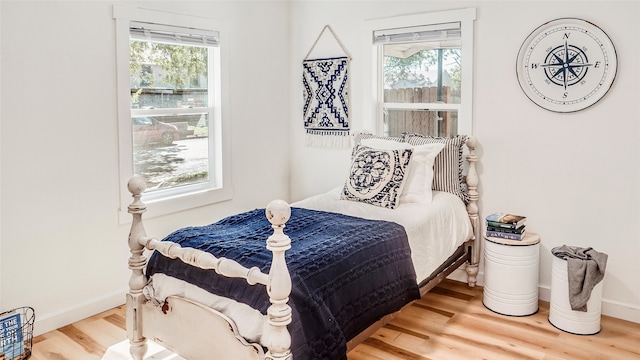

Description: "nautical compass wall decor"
516 18 617 112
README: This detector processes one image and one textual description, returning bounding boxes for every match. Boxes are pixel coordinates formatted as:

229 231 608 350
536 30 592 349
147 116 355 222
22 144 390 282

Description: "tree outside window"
129 39 213 190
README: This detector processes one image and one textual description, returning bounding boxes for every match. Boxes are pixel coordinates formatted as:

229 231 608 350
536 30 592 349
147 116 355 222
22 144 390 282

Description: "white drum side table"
483 233 540 316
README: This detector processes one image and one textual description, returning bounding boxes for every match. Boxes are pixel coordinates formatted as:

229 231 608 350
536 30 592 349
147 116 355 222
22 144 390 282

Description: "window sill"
118 185 234 224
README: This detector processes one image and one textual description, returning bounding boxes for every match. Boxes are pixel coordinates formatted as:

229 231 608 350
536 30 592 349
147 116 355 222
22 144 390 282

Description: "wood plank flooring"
31 279 640 359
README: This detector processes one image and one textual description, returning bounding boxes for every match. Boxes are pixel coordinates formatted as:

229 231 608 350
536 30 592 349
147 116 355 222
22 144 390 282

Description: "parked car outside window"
132 116 179 146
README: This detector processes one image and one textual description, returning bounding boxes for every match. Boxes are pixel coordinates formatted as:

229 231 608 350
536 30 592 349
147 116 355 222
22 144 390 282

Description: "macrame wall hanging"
302 25 352 148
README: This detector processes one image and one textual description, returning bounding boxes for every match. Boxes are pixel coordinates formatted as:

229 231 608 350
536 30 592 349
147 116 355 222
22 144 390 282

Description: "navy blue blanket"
147 207 419 360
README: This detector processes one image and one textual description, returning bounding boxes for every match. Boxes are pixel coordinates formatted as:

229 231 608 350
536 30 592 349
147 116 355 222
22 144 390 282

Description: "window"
362 8 476 137
114 5 231 221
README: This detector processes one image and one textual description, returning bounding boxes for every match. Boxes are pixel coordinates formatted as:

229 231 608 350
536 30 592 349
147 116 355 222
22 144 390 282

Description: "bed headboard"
463 136 480 284
352 132 480 284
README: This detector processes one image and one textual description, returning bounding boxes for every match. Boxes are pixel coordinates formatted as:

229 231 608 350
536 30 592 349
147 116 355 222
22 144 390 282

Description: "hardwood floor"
31 306 126 360
348 280 640 360
31 279 640 359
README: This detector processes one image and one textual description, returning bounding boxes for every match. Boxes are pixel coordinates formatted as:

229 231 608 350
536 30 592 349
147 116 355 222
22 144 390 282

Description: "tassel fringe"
305 131 351 148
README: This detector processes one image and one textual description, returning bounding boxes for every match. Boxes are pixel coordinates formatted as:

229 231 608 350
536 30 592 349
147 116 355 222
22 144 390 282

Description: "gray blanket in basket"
551 245 608 312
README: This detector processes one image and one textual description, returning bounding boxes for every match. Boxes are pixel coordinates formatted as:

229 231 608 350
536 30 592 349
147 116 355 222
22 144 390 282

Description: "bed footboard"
126 176 293 360
140 296 264 359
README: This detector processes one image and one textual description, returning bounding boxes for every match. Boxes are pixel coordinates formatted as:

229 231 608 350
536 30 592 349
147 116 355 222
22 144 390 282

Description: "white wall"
288 1 640 323
0 0 638 338
0 1 291 335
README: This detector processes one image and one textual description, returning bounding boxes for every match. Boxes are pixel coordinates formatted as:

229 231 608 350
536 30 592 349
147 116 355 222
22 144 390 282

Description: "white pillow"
405 134 469 203
361 138 445 204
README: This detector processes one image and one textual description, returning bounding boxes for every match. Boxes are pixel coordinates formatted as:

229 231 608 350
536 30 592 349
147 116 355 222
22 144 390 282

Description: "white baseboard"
34 288 127 337
35 272 640 339
448 269 639 324
600 299 640 324
538 285 640 324
448 267 484 287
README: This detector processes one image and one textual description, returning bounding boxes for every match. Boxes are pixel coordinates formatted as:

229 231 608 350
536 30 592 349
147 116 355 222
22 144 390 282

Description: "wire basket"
0 307 34 360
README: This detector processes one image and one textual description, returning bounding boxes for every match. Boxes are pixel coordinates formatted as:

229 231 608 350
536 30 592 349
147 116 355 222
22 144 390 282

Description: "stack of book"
486 212 527 240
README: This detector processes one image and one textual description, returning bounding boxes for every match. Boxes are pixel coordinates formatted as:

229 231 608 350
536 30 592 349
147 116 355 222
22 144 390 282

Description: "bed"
124 133 480 360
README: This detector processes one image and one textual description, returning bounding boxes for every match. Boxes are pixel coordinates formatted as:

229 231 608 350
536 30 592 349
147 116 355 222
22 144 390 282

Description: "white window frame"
362 8 476 136
113 5 232 223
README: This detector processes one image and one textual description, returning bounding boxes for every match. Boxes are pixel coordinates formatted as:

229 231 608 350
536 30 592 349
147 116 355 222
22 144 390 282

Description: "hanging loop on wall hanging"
304 24 352 61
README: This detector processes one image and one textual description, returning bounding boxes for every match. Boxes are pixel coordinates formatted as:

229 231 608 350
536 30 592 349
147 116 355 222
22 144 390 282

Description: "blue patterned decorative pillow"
361 138 445 204
340 145 413 209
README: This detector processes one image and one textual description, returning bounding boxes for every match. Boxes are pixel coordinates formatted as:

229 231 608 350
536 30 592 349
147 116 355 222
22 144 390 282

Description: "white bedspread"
292 187 474 282
144 188 473 344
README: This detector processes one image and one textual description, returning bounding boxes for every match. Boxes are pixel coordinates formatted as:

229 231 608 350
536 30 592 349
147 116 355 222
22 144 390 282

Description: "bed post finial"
128 176 147 212
264 200 293 360
127 176 149 360
266 199 291 227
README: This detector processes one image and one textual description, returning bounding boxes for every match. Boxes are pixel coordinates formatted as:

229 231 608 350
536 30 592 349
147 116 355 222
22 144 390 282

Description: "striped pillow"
404 134 469 203
353 132 404 145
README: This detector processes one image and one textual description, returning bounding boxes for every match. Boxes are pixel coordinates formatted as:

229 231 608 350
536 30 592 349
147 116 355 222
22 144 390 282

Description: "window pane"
130 41 209 109
131 113 210 189
384 109 458 137
129 39 212 192
383 44 461 105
